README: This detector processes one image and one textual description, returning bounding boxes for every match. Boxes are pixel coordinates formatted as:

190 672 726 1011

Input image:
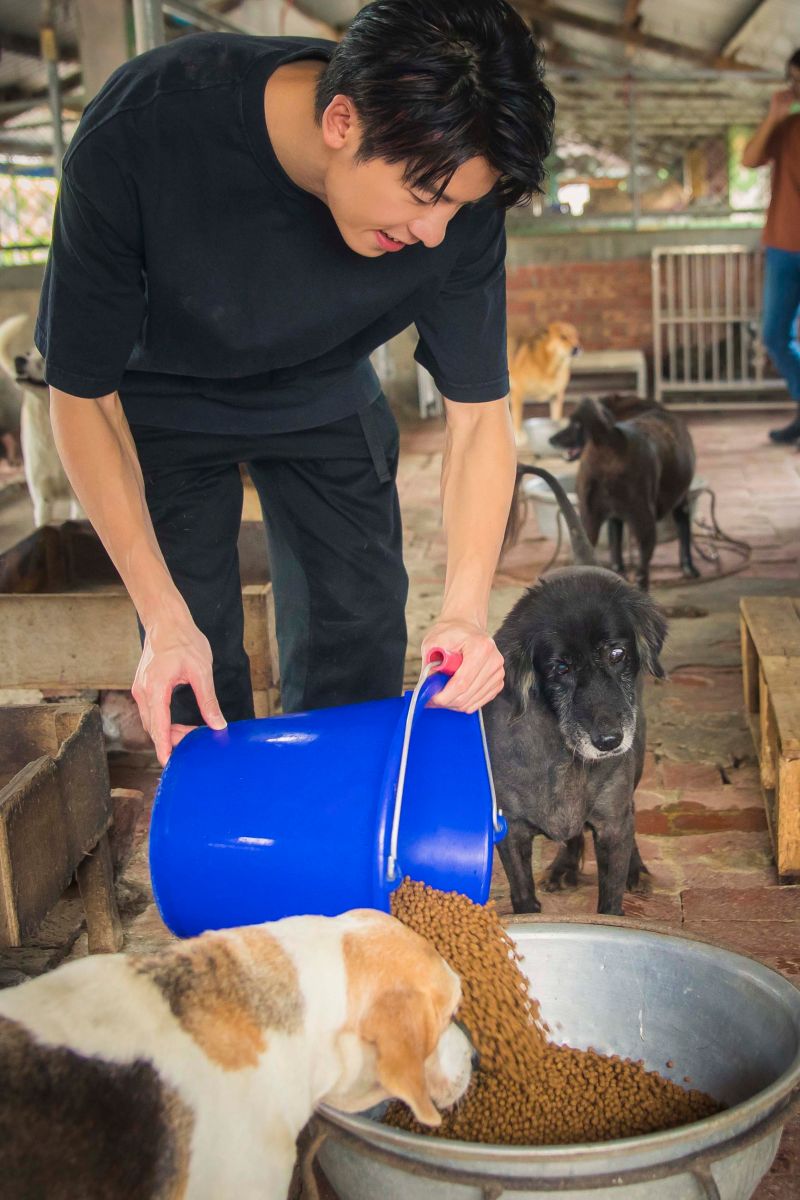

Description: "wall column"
74 0 131 100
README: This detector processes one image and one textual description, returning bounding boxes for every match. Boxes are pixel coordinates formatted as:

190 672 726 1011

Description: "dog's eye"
551 661 571 677
608 647 626 664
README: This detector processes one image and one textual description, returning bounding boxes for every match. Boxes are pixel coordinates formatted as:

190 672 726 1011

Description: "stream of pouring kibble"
386 880 721 1145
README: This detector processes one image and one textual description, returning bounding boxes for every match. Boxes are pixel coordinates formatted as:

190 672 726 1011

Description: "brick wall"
507 257 653 355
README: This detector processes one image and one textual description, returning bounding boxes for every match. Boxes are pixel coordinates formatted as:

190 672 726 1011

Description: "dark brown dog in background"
550 395 699 591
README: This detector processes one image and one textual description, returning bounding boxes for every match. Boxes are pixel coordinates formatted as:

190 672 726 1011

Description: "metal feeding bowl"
521 471 707 548
314 922 800 1200
523 416 569 457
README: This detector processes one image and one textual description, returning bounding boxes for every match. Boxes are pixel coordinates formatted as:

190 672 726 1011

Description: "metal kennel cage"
652 245 786 406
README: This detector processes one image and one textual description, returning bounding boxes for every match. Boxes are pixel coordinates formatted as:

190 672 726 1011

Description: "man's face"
320 100 499 257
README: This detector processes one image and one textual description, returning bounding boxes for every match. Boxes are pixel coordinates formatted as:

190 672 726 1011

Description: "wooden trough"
0 521 279 716
0 703 121 954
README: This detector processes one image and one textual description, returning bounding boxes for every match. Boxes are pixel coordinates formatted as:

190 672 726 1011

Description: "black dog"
486 467 667 916
550 395 698 591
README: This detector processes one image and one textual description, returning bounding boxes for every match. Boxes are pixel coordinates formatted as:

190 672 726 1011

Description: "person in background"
742 49 800 444
36 0 555 764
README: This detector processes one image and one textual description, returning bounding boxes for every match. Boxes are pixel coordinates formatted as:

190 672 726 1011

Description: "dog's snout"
453 1012 479 1060
13 354 27 375
453 1017 479 1070
591 730 623 752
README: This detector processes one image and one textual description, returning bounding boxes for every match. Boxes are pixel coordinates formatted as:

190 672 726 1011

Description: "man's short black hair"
315 0 555 209
789 48 800 71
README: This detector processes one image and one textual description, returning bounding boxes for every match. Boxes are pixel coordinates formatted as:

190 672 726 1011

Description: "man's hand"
769 87 794 123
132 616 227 766
422 619 504 713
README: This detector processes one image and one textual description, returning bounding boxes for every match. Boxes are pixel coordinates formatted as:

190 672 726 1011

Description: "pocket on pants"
357 394 399 484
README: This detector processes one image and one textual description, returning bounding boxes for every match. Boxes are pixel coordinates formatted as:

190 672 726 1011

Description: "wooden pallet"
0 704 122 954
740 597 800 880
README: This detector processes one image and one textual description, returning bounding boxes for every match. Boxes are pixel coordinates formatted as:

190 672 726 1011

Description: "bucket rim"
318 921 800 1168
371 674 497 909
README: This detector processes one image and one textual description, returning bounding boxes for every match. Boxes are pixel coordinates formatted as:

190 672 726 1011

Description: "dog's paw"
542 866 580 892
681 563 701 579
626 868 653 896
511 897 542 914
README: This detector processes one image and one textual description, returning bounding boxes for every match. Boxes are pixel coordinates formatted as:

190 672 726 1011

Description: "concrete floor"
1 408 799 1196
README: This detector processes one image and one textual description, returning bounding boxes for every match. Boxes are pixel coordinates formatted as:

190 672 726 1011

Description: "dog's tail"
503 464 596 567
0 313 31 379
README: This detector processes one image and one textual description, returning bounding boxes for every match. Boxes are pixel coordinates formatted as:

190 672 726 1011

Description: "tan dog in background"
508 321 581 438
0 909 473 1200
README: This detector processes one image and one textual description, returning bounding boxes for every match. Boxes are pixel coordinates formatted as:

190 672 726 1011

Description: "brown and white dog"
0 313 82 527
0 909 473 1200
508 321 581 439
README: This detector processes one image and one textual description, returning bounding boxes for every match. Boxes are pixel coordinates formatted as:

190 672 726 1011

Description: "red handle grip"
425 647 463 676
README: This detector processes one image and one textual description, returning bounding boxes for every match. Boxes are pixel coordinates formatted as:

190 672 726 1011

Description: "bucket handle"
385 648 505 885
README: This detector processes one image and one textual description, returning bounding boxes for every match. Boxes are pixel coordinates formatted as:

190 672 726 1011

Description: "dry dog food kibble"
387 880 722 1145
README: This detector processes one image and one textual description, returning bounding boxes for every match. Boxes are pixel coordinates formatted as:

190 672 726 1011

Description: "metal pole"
627 78 640 231
162 0 246 34
132 0 165 55
547 67 783 81
40 19 65 180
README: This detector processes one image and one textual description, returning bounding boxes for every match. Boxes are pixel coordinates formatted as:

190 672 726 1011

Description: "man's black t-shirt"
35 33 509 435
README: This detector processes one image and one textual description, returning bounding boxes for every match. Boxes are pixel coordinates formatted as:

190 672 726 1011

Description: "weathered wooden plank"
740 596 800 662
55 706 112 861
740 616 759 715
759 665 778 790
0 708 62 779
741 598 800 882
0 593 141 689
777 757 800 877
756 660 800 756
0 756 72 947
0 587 277 699
0 524 278 704
0 704 122 952
76 834 123 953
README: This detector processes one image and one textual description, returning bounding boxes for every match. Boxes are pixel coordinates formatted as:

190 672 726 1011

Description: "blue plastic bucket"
149 671 506 937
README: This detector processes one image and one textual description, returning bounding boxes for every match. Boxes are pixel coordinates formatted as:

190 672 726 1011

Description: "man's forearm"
741 111 779 168
49 388 189 630
439 397 516 627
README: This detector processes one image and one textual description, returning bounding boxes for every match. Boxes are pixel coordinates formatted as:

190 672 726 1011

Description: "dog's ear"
572 397 620 445
361 989 442 1126
626 590 668 679
503 633 538 718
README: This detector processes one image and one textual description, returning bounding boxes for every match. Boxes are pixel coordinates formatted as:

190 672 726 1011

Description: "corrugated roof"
0 0 798 162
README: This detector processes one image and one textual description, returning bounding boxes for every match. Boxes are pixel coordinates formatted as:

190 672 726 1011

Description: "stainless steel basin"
315 922 800 1200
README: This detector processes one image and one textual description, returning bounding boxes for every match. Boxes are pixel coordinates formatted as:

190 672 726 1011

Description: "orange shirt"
763 113 800 252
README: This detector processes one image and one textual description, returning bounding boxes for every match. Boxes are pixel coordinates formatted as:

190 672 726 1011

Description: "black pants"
130 395 408 722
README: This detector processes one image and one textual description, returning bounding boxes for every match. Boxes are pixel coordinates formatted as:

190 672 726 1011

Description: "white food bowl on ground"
523 417 569 457
521 469 706 547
